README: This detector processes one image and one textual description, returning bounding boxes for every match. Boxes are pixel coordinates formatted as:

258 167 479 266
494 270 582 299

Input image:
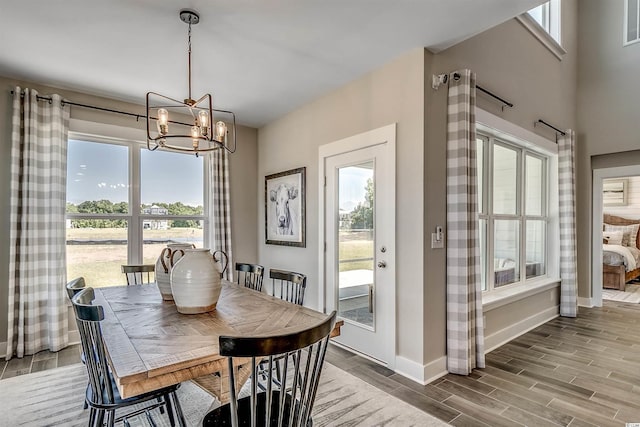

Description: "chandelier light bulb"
198 110 209 137
215 121 227 143
191 125 200 149
157 108 169 135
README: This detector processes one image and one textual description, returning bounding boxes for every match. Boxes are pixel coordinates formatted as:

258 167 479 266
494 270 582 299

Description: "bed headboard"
604 213 640 249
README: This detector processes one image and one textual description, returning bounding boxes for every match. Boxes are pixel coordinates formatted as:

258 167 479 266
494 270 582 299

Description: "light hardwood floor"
3 300 640 426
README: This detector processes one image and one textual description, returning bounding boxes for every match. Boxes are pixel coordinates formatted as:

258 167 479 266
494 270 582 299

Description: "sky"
67 139 204 207
67 139 372 212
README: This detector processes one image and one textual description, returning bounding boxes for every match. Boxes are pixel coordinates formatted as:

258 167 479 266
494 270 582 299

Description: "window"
625 0 640 45
66 136 207 287
477 133 549 292
519 0 565 59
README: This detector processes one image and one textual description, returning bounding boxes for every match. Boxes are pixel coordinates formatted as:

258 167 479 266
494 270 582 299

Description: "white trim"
394 355 427 384
484 305 559 353
516 13 567 61
592 164 640 308
483 279 560 311
318 123 397 369
578 297 595 308
624 0 640 46
476 109 557 156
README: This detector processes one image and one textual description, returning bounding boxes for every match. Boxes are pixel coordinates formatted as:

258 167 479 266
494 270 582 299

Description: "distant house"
142 205 169 230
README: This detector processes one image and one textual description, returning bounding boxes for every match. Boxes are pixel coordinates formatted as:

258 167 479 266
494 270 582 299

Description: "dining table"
94 280 342 404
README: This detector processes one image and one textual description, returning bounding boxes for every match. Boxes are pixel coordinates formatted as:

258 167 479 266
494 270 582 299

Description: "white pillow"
603 230 624 246
604 223 640 247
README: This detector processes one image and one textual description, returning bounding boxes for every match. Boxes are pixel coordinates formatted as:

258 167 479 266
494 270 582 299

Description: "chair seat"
86 375 180 410
203 391 307 427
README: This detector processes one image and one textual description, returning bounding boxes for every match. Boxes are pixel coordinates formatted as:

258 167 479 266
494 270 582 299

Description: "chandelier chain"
187 20 192 102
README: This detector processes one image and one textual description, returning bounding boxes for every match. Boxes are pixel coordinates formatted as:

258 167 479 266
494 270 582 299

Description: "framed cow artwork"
265 167 306 247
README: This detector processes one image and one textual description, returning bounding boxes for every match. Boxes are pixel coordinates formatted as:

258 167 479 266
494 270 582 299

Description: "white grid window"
477 133 549 292
527 0 561 45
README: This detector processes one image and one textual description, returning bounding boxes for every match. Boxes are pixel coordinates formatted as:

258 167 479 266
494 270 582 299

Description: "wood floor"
3 300 640 426
326 300 640 427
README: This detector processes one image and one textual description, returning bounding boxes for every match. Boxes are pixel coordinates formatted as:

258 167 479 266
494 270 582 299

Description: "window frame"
66 130 210 266
517 0 566 60
624 0 640 46
477 132 550 293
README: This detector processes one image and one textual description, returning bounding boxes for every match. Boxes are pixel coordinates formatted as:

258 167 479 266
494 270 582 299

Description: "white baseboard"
578 297 594 308
394 355 447 385
484 305 559 353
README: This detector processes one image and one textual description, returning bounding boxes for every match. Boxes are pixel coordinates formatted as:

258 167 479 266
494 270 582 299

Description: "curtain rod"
535 119 566 136
476 85 514 110
440 73 514 110
9 90 192 127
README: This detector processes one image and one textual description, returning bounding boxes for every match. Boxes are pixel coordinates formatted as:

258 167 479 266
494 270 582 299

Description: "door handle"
377 261 386 268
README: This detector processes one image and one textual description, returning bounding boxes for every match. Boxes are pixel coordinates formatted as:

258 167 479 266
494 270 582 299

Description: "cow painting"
269 184 298 235
265 167 306 247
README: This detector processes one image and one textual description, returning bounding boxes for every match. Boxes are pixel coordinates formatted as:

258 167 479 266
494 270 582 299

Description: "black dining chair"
71 287 186 427
202 311 337 427
66 277 90 409
235 263 265 291
121 264 155 285
269 269 307 306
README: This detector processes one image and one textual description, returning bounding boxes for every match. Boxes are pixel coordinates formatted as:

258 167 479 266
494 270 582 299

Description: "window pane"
493 144 518 215
526 220 546 279
528 3 549 31
66 223 128 287
141 149 204 213
479 219 487 291
628 0 639 42
526 155 544 216
494 220 520 288
476 138 484 214
143 222 204 265
67 140 128 212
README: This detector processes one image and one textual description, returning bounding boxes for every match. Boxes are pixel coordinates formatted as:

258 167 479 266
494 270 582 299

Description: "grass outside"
67 227 202 288
66 227 373 287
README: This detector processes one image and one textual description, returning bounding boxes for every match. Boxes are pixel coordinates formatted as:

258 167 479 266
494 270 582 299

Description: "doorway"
319 124 396 367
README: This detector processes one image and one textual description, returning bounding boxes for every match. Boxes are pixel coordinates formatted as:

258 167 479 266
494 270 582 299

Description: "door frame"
318 123 396 368
592 164 640 307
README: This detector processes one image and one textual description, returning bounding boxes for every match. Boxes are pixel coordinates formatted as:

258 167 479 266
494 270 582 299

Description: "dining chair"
66 277 89 410
121 264 155 285
202 311 337 426
235 263 265 291
71 287 186 427
269 269 307 306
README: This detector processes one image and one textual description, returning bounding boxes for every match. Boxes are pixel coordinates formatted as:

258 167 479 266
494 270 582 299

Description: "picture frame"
265 167 306 247
603 178 628 206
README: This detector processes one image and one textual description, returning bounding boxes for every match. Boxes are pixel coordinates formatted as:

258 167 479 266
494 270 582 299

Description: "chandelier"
146 9 236 155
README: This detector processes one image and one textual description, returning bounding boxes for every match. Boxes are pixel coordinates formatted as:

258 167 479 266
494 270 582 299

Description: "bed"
602 214 640 290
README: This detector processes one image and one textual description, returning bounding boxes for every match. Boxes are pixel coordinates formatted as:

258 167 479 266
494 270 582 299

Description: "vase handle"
159 247 171 273
170 249 185 267
212 250 229 278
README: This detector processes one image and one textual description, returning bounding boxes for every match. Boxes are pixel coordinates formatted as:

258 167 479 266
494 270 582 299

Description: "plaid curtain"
208 148 233 281
558 131 578 317
7 87 70 359
446 70 485 375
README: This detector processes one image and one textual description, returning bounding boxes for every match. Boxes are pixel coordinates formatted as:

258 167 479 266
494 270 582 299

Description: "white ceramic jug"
170 248 222 314
155 243 195 301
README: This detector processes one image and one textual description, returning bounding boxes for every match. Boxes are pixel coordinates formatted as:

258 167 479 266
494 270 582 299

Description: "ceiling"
0 0 544 128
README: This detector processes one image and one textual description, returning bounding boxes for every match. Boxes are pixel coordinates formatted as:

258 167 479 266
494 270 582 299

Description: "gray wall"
423 0 577 361
0 75 258 344
576 0 640 298
258 48 427 365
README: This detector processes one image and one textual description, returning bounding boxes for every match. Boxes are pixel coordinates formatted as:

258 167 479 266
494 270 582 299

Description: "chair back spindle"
235 263 265 291
269 269 307 306
121 264 155 285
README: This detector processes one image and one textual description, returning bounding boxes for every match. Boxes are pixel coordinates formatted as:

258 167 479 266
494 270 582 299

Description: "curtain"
446 70 485 375
208 148 233 281
558 131 578 317
7 87 70 359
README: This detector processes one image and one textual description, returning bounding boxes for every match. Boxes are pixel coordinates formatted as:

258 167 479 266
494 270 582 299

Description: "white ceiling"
0 0 544 128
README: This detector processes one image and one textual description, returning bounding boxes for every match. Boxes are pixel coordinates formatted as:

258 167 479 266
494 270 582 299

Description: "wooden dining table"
94 280 342 403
